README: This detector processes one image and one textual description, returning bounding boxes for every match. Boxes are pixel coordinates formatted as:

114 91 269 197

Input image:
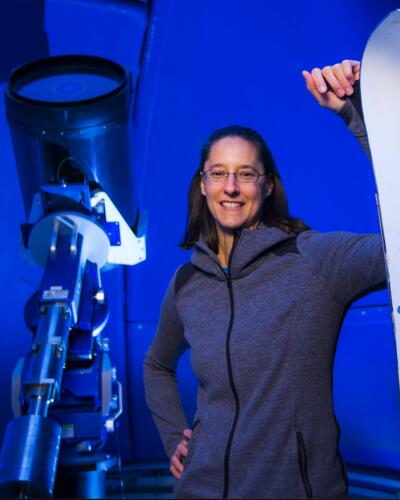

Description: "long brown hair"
180 125 309 253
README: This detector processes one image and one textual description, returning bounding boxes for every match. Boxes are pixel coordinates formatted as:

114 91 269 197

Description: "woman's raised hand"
302 60 360 112
170 428 192 479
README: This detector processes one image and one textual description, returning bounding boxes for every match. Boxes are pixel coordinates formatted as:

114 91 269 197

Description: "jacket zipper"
296 431 313 498
222 232 241 499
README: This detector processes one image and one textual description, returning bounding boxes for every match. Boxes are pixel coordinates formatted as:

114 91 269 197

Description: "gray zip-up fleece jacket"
144 94 386 498
144 227 385 498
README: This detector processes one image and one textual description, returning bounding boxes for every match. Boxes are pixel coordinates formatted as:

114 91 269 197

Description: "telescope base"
55 453 116 499
0 415 62 498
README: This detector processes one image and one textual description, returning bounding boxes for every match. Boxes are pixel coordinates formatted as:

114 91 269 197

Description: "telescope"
0 55 145 498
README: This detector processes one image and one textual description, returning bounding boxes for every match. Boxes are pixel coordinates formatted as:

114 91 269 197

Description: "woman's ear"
200 176 206 196
265 181 274 198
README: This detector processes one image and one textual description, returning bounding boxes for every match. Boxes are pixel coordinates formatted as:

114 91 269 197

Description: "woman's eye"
210 170 226 178
239 170 257 179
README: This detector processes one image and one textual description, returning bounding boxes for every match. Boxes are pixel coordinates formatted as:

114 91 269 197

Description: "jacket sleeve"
143 272 190 458
298 231 386 306
337 91 371 160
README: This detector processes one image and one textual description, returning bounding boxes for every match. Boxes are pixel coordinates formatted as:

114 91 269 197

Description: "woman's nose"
223 173 240 193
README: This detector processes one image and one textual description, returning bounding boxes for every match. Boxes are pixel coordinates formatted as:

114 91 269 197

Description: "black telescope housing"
5 54 137 226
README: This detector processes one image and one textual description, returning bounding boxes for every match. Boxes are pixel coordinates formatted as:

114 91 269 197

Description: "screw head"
94 289 105 304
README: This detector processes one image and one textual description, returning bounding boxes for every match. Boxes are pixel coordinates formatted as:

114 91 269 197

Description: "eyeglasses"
201 167 267 184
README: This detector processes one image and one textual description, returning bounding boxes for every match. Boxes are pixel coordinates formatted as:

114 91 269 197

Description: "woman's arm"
298 231 386 306
303 60 370 157
143 273 190 461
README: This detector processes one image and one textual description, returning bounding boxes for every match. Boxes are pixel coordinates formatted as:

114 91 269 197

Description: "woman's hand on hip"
302 59 360 112
170 428 192 479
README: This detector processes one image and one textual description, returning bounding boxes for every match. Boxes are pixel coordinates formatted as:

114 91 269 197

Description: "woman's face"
200 136 272 234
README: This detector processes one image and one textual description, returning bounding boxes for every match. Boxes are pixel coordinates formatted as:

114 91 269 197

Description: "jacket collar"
192 224 294 280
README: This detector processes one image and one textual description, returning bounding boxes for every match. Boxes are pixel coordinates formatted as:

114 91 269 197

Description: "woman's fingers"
177 442 188 456
171 454 184 472
171 454 184 474
341 59 356 84
303 59 361 112
170 462 181 479
333 63 354 95
309 67 326 93
183 428 192 440
170 450 184 480
170 428 193 480
302 70 330 107
321 65 348 97
341 59 360 82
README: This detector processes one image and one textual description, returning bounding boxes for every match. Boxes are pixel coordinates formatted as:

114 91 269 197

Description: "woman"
143 60 386 498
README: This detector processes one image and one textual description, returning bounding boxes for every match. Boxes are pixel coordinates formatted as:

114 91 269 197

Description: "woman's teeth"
221 201 243 207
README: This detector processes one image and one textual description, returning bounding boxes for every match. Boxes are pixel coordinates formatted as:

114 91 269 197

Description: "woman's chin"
217 220 250 234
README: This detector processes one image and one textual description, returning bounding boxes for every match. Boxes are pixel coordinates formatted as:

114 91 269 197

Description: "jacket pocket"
296 431 313 498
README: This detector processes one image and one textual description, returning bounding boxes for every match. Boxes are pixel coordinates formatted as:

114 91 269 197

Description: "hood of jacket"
191 224 295 280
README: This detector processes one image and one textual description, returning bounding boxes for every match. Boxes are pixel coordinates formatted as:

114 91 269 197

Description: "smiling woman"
180 125 309 263
143 60 387 499
200 135 271 267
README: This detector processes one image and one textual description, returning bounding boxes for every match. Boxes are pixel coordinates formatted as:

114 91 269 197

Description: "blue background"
0 0 399 469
